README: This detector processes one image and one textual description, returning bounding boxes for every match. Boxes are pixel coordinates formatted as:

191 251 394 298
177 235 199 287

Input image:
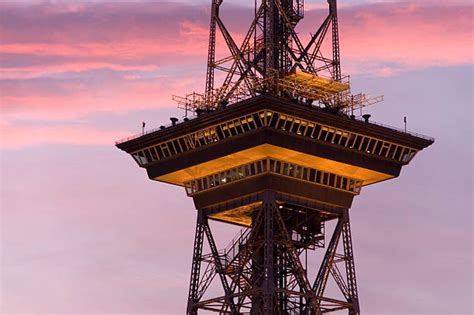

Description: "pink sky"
1 1 473 314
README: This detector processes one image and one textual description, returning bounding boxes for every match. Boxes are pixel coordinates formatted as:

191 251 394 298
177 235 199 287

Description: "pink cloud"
0 0 472 148
0 62 160 80
0 1 470 78
0 73 203 121
0 122 129 149
335 1 473 75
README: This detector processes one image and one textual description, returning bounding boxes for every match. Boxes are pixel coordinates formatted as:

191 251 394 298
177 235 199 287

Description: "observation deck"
117 94 433 226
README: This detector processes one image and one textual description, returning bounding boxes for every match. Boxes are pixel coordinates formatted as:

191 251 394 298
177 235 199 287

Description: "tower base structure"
187 191 359 315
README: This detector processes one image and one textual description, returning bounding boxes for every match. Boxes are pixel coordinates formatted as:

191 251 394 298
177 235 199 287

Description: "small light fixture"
170 117 178 126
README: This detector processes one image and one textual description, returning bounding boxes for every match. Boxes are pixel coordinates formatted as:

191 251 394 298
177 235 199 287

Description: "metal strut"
175 0 376 115
187 212 206 315
187 205 360 314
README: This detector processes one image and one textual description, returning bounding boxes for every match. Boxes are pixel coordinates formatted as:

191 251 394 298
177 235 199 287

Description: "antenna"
173 0 383 116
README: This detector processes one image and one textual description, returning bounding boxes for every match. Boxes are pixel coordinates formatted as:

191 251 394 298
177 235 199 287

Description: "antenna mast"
173 0 382 115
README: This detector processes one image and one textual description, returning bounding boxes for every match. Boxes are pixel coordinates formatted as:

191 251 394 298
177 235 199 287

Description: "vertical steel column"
264 0 276 79
329 0 341 81
203 221 238 314
342 209 360 314
187 211 205 315
262 191 276 314
205 0 221 97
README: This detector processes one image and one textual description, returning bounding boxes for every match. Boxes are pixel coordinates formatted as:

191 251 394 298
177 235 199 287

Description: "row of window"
132 110 417 166
264 111 417 163
183 158 363 196
132 112 265 165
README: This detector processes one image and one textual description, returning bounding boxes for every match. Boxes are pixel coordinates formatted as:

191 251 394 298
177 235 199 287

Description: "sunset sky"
1 0 472 314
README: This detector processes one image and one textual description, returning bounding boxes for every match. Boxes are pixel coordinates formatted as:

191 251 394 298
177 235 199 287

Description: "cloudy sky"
1 0 472 314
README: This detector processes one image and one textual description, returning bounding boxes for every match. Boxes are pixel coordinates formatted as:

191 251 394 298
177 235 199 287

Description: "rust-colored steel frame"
178 0 345 113
186 192 360 314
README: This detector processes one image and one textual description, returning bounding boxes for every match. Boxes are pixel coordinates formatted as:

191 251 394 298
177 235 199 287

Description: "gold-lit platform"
281 70 350 97
156 144 392 186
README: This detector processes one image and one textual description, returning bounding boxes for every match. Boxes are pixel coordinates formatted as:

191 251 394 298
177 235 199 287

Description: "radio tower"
116 1 434 314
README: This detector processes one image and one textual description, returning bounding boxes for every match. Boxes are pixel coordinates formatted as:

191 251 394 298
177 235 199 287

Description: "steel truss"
173 0 380 115
186 193 360 314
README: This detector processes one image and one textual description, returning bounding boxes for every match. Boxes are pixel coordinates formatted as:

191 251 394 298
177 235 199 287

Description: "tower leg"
187 211 205 315
188 205 360 314
312 209 360 314
262 192 276 314
342 209 360 314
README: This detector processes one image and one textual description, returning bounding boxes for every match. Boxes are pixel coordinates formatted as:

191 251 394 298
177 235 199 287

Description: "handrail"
115 105 433 145
115 116 198 145
351 116 434 142
224 228 252 262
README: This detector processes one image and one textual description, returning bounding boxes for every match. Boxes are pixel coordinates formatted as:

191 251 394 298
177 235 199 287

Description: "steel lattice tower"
116 1 433 314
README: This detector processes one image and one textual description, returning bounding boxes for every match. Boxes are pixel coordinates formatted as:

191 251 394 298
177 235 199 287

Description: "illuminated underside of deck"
207 202 263 227
155 144 393 186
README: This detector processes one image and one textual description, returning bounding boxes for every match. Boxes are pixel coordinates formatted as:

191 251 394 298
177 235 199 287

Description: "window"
305 123 315 137
333 130 342 144
149 147 158 161
309 169 316 182
269 159 276 172
295 166 303 179
275 161 282 173
297 121 307 135
144 149 152 162
353 136 362 150
303 167 309 180
291 119 301 134
237 166 245 179
253 113 263 128
319 127 328 141
288 164 295 177
367 139 376 154
282 163 289 175
393 146 403 161
328 174 336 187
316 171 322 184
168 141 177 155
360 137 370 152
269 112 279 127
241 118 251 132
229 168 239 181
323 173 329 185
249 163 256 175
161 144 170 158
380 143 390 157
388 144 397 159
340 132 349 146
277 115 288 130
244 165 251 177
312 124 321 139
342 178 348 190
262 160 268 172
374 141 383 155
325 128 336 143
